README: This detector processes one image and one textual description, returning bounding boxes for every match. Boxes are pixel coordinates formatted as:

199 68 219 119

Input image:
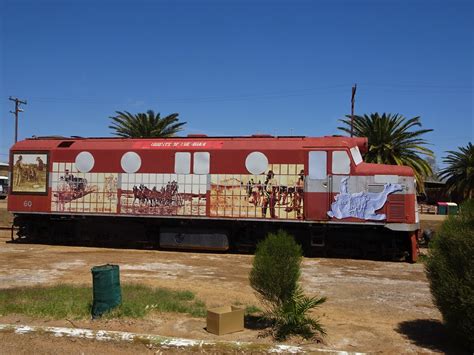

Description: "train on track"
7 135 419 262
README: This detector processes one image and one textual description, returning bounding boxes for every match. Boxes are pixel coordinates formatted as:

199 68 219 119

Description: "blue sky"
1 0 472 167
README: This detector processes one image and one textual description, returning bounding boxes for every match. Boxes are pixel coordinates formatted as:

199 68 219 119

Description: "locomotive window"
308 151 327 179
350 146 363 165
175 152 191 174
245 152 268 175
193 152 210 174
121 152 141 173
75 151 94 173
332 151 350 174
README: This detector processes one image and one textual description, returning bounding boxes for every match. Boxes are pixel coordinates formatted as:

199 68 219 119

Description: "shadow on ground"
244 315 272 331
396 319 467 354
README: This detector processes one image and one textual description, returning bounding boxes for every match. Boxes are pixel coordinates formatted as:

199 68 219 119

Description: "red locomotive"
8 135 419 261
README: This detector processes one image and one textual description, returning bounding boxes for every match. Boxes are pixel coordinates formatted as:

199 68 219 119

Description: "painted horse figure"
132 185 148 206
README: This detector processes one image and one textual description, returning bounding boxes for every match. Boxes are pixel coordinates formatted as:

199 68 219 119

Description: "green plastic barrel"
447 202 458 215
437 202 448 215
91 264 122 318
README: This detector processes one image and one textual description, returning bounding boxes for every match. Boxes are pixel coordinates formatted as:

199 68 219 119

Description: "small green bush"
250 230 302 307
249 230 326 341
425 199 474 351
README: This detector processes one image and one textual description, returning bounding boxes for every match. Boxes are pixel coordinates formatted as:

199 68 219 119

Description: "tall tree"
338 113 434 189
438 142 474 200
109 110 186 138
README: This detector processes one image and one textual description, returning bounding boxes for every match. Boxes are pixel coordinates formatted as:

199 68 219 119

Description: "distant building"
0 162 8 177
422 178 448 204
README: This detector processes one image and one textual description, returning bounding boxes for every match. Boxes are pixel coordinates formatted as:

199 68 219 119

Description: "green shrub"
425 199 474 351
249 230 302 307
249 230 326 341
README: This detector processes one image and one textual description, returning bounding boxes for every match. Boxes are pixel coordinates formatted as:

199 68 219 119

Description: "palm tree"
438 142 474 200
338 113 434 189
109 110 186 138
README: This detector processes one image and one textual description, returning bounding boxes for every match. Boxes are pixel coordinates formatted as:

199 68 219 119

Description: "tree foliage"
338 113 433 189
109 110 186 138
438 142 474 200
425 199 474 351
249 230 326 341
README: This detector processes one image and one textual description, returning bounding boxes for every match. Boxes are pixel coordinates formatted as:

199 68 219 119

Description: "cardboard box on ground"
206 306 244 335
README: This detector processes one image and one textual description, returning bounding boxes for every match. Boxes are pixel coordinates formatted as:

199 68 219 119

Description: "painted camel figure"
327 177 403 221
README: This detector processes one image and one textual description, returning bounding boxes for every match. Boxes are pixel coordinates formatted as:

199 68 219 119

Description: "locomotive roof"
9 135 417 176
13 135 368 153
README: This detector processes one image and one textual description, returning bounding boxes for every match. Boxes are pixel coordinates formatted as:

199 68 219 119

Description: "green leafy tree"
438 142 474 200
249 230 326 341
425 200 474 351
338 113 433 190
109 110 186 138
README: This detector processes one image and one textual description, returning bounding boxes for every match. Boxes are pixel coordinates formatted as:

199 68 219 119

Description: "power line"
22 84 350 104
350 83 357 137
8 81 472 108
358 82 472 90
9 96 27 143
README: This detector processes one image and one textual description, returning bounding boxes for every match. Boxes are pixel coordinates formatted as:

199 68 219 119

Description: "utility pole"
9 96 27 143
350 84 357 137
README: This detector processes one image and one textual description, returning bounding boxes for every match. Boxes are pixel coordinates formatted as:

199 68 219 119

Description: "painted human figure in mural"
294 169 305 219
248 179 261 206
246 178 255 198
56 176 71 211
64 170 72 184
262 170 278 218
14 155 24 187
104 174 117 200
36 157 44 171
284 169 305 219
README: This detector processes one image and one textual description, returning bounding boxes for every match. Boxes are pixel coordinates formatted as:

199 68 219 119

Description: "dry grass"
420 217 445 233
0 202 12 227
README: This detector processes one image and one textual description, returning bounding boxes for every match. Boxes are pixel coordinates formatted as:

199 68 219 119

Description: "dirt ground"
0 231 461 354
0 199 459 353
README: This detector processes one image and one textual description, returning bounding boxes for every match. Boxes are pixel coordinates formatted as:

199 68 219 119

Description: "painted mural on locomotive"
120 173 207 216
51 162 118 213
210 163 304 219
49 160 304 220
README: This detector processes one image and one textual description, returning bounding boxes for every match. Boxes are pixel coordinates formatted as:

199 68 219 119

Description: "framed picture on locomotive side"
10 152 49 194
